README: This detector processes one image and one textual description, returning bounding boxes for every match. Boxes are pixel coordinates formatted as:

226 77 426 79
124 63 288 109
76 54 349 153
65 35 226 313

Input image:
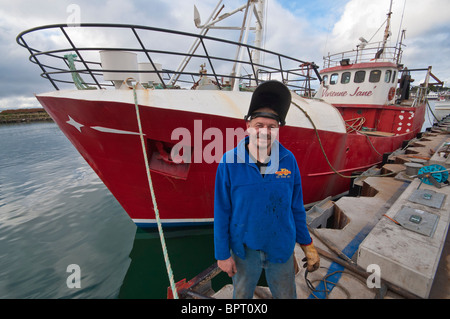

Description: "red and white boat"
17 0 435 227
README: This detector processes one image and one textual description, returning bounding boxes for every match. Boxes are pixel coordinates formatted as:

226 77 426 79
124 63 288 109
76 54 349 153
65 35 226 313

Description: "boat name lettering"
323 87 373 97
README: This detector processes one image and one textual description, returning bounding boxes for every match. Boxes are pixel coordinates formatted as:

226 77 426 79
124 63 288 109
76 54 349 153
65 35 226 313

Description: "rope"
304 268 351 299
344 117 383 156
64 53 96 90
291 101 400 179
344 117 365 133
360 131 383 156
343 117 383 156
132 85 179 299
383 214 401 225
426 99 440 123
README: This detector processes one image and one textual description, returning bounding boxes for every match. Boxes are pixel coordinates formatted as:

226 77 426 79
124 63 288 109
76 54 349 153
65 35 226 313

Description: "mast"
232 0 255 91
172 0 265 89
251 0 265 86
169 0 224 85
380 0 393 56
396 29 406 65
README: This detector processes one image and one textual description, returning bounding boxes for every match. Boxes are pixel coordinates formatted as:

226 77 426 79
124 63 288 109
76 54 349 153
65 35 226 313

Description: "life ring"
388 87 395 100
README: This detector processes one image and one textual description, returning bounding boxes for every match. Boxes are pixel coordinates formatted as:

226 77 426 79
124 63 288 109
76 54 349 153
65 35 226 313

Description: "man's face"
246 108 280 151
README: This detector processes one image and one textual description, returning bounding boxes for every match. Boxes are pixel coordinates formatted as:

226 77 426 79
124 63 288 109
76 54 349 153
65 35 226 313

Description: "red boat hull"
37 94 424 227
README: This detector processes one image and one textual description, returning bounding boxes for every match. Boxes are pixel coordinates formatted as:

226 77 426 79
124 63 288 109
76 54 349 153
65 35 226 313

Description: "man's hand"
300 242 320 272
217 256 237 277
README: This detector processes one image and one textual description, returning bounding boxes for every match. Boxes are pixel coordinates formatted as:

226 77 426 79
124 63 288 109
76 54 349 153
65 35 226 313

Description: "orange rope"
383 214 401 225
344 117 366 133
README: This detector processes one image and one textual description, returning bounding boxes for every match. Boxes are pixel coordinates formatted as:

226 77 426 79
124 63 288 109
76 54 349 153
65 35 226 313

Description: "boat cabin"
316 62 399 106
312 35 429 136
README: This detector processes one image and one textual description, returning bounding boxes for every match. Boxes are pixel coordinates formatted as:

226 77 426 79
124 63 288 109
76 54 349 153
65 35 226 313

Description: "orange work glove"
300 241 320 272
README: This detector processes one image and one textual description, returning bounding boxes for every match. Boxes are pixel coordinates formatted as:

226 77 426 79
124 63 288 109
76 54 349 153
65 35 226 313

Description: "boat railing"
323 41 402 69
17 23 320 95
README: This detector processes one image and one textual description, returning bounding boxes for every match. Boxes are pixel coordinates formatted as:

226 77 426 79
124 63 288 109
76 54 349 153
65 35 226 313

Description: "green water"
119 227 230 299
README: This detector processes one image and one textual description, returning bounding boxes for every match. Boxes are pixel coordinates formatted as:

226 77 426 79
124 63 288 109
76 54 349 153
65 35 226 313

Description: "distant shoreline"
0 108 53 124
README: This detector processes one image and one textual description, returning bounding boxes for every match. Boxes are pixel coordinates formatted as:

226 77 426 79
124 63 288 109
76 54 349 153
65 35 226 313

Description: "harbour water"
0 122 227 299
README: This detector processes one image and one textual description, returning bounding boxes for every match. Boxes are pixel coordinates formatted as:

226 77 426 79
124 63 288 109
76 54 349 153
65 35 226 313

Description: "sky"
1 0 450 110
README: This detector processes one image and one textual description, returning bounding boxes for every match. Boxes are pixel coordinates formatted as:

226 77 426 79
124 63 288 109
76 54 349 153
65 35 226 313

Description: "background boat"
434 91 450 121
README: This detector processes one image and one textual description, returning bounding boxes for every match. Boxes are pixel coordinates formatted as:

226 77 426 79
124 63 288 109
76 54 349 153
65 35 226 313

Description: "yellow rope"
133 86 179 299
360 132 383 156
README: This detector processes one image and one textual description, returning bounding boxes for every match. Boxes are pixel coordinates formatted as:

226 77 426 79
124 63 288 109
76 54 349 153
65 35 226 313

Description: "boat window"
322 75 328 85
341 72 351 84
330 73 339 85
385 70 392 83
392 71 397 83
354 71 365 83
369 70 381 83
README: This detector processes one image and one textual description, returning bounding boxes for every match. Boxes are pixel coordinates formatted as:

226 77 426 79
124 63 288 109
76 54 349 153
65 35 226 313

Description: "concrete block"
357 179 450 298
429 142 450 168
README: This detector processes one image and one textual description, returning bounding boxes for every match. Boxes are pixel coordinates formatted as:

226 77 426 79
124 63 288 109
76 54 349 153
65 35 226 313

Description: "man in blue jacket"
214 80 320 299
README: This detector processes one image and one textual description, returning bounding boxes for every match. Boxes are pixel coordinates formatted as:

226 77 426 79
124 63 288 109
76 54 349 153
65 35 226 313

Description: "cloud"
0 0 198 109
0 96 41 109
331 0 450 46
1 0 450 111
328 0 450 84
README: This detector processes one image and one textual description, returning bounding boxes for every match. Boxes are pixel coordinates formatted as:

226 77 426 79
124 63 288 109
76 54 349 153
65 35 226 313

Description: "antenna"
358 37 368 49
395 0 407 47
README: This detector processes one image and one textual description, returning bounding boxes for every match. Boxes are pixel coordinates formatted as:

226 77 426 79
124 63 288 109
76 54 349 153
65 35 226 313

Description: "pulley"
417 164 449 188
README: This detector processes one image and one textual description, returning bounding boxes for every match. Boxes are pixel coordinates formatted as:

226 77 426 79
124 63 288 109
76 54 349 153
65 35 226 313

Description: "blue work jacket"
214 136 312 263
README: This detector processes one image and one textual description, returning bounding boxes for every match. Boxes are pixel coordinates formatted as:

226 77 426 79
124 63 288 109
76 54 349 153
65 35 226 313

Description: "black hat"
244 80 291 126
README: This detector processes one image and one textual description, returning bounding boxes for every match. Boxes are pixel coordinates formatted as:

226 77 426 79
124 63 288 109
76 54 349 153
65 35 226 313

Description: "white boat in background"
435 91 450 121
427 91 439 100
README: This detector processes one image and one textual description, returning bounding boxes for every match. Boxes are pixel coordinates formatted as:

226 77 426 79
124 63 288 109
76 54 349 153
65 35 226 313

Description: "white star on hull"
66 116 84 132
65 115 143 136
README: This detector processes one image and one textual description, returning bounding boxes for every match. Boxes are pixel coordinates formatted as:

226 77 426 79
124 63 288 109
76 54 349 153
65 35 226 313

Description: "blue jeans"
231 246 297 299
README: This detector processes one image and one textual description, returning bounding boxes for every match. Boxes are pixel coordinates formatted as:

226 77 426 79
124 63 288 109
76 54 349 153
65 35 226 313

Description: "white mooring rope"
133 86 179 299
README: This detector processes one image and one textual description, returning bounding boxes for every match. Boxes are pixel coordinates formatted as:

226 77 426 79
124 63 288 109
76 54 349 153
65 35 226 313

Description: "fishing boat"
17 0 436 228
